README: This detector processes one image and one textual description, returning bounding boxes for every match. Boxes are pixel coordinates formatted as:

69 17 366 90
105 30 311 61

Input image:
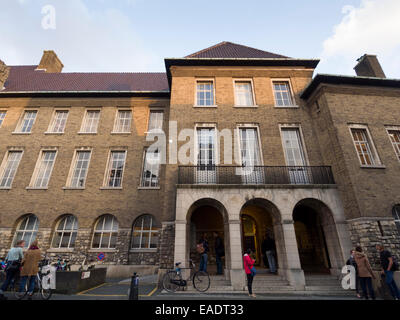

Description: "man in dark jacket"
377 244 400 300
213 232 224 275
199 233 209 273
262 233 277 274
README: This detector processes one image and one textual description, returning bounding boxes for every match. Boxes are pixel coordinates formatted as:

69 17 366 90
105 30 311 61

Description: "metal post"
128 272 139 300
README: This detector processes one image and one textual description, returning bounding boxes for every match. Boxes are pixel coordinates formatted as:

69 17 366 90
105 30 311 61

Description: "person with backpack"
198 233 209 273
213 232 224 275
354 246 376 300
0 240 25 300
346 249 361 298
243 248 256 298
376 244 400 300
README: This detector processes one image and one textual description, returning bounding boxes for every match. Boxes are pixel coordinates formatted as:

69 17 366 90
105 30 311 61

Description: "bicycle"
14 259 53 300
162 259 210 293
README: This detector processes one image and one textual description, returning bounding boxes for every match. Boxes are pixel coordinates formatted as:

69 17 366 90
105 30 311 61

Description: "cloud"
320 0 400 78
0 0 162 72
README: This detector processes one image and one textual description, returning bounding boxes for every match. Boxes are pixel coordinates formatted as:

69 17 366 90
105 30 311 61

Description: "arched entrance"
187 199 229 276
240 199 283 274
293 199 343 275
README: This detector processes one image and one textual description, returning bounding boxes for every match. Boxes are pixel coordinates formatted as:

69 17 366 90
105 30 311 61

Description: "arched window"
92 215 118 249
13 214 39 248
131 215 160 249
393 205 400 234
51 215 78 249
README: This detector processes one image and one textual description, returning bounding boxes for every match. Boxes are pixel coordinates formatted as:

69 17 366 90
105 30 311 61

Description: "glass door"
196 127 216 184
239 128 264 184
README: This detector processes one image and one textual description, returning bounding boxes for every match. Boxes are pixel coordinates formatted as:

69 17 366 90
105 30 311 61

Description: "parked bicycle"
14 258 53 300
162 259 210 293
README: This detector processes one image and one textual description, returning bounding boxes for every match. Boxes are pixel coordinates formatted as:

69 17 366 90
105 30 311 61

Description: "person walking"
243 248 256 298
262 233 277 274
354 246 376 300
376 244 400 300
213 232 224 275
0 240 25 300
198 233 209 273
18 240 42 300
346 249 361 298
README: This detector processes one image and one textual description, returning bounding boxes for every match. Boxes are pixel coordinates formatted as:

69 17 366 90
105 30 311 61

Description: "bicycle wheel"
162 271 180 293
40 287 52 300
193 271 210 292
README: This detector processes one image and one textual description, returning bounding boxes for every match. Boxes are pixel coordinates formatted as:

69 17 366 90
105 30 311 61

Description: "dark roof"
185 41 289 59
300 74 400 100
2 65 169 94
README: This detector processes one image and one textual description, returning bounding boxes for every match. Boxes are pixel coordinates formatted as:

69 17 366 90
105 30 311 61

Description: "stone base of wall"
348 218 400 269
158 222 175 269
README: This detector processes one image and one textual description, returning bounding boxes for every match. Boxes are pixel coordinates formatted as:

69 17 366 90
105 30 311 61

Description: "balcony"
178 166 335 185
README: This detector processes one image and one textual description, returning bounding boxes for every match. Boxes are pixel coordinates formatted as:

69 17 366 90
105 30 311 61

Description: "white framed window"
194 125 218 184
30 149 57 188
147 110 164 132
15 110 38 133
131 215 159 249
349 125 381 166
92 215 118 249
386 128 400 162
51 215 78 249
104 150 127 188
80 110 100 133
0 111 7 128
393 205 400 235
234 80 255 106
113 110 132 133
140 149 160 188
196 80 215 106
272 80 295 107
0 150 23 188
67 150 92 188
13 214 39 249
47 110 69 133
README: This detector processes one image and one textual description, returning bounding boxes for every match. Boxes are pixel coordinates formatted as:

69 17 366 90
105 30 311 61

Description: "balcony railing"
178 166 335 185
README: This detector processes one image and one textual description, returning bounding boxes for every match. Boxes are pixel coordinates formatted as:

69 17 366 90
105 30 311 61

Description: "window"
48 110 69 133
0 111 6 127
13 215 39 249
131 215 159 249
31 150 57 188
140 149 160 188
105 151 126 188
147 111 164 132
0 150 23 188
196 81 215 106
350 127 379 166
16 110 37 133
387 130 400 162
393 205 400 234
113 110 132 133
238 127 263 184
68 150 91 188
234 81 255 106
51 215 78 249
196 127 217 183
80 110 100 133
273 81 294 107
92 215 118 249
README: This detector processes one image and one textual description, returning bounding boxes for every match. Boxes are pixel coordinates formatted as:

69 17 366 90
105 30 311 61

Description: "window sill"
88 249 117 253
78 132 98 135
360 165 386 169
138 186 160 190
26 187 48 190
100 187 123 190
111 132 131 135
62 187 85 190
44 132 65 135
193 105 218 108
234 105 259 108
12 132 31 135
129 249 157 253
47 248 75 253
0 187 11 190
274 105 299 109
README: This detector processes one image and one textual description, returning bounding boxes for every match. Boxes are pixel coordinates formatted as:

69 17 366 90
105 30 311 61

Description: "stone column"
228 219 245 291
281 219 305 290
174 220 187 267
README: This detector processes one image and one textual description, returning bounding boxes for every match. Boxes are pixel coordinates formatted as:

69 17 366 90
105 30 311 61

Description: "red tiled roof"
3 65 169 92
185 41 289 59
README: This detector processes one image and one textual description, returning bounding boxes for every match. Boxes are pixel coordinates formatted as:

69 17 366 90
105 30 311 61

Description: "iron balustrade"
178 166 335 185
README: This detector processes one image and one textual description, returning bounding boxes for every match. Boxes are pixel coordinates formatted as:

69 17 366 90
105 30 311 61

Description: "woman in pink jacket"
243 248 256 297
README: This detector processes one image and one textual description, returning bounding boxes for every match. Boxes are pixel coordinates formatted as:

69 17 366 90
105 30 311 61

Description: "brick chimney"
354 54 386 78
36 50 64 73
0 60 10 90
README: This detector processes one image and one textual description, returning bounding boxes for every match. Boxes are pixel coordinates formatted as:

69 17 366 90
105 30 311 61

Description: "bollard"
129 272 139 300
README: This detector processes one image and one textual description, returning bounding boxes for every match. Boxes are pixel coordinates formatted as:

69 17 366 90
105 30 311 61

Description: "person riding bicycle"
18 240 42 300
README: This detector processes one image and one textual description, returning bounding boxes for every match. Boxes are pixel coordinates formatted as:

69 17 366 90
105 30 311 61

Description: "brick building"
0 42 399 291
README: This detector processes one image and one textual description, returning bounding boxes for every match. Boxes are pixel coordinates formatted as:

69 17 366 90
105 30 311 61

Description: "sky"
0 0 400 78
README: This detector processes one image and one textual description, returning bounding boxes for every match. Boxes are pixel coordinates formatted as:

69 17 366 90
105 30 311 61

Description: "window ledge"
100 187 123 190
62 187 85 190
129 249 158 253
274 105 299 109
88 249 117 253
26 187 48 190
193 105 218 108
44 132 65 135
234 105 259 108
78 132 98 135
47 248 75 253
111 132 131 135
0 187 11 190
360 165 386 169
12 132 31 135
138 187 161 190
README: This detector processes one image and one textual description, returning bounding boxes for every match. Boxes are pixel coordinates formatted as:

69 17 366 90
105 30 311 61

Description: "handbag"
251 266 257 276
196 243 205 254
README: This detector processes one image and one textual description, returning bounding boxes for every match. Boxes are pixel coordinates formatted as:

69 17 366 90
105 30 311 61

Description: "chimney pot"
354 54 386 78
37 50 64 73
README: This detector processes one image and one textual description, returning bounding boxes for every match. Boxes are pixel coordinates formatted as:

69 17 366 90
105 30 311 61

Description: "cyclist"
18 240 42 300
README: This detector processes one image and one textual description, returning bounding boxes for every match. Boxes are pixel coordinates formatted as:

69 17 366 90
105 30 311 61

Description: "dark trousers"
0 268 19 293
359 277 375 299
246 274 254 295
216 254 223 275
384 270 400 299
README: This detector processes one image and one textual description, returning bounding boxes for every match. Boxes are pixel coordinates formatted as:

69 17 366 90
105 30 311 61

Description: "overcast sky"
1 0 399 78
